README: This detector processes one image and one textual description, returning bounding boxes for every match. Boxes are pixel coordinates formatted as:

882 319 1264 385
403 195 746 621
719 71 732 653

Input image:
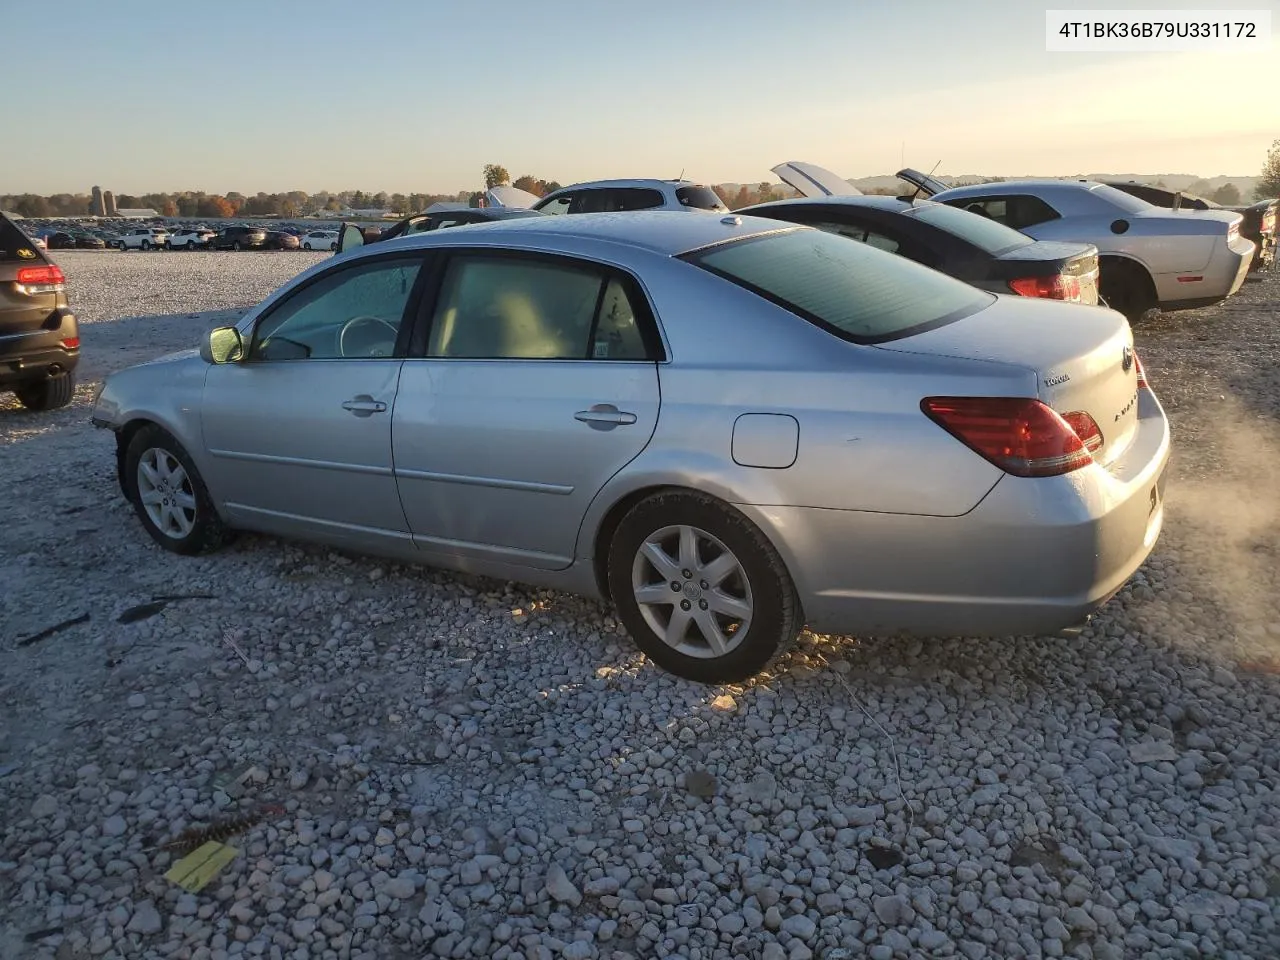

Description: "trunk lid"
875 295 1140 465
485 185 542 209
895 167 949 198
770 161 862 198
996 241 1101 305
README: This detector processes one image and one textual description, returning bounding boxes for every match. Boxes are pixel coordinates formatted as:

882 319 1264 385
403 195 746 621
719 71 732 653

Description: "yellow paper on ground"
164 841 240 892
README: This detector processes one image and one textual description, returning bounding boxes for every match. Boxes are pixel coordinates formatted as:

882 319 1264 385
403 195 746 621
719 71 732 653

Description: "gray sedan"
92 212 1171 682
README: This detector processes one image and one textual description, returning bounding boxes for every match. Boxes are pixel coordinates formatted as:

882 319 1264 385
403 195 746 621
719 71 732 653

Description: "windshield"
683 227 992 344
676 185 728 211
906 202 1035 255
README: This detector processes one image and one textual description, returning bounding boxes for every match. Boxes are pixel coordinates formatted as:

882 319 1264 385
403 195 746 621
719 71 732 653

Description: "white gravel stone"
1 255 1279 960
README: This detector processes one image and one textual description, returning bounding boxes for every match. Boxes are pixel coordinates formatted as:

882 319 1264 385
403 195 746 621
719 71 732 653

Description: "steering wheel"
338 316 400 358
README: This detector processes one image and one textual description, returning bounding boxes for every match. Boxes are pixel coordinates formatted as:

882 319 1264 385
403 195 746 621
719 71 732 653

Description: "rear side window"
946 195 1060 230
682 228 992 344
906 202 1035 255
0 215 46 261
575 189 664 213
675 186 728 211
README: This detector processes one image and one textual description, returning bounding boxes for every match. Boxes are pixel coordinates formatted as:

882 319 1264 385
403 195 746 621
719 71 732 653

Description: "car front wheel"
125 425 232 555
118 241 127 251
304 242 312 250
607 490 801 683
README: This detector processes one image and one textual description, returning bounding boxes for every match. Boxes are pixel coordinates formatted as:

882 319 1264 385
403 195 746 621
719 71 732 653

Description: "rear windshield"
906 202 1035 255
1090 184 1154 214
0 216 48 262
682 227 992 344
676 186 728 211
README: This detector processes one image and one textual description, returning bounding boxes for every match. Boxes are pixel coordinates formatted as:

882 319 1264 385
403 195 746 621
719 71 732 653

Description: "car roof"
550 178 699 191
368 210 798 257
938 179 1109 198
742 195 915 214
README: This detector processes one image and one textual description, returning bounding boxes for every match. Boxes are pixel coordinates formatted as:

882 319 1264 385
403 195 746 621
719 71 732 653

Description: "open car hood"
770 161 862 198
484 185 542 209
895 167 950 198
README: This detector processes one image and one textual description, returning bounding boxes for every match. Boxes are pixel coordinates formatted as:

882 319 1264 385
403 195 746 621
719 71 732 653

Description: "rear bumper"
740 389 1171 639
0 315 81 387
1155 236 1254 309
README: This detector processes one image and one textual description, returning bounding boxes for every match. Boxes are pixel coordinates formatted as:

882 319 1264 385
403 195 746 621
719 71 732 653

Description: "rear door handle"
575 404 637 428
342 394 387 417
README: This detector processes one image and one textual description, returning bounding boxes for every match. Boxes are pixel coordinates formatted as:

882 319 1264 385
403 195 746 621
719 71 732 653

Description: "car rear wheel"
15 374 75 412
118 241 127 251
140 240 150 250
232 241 242 251
1100 258 1158 324
125 426 232 555
164 241 172 250
329 243 337 251
607 491 801 683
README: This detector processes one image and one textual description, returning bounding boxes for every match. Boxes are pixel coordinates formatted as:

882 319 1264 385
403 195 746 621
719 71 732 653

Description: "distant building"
103 191 117 217
115 208 161 219
91 186 106 217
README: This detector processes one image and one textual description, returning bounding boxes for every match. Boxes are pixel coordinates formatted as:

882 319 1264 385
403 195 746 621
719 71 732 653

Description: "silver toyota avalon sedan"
91 211 1170 683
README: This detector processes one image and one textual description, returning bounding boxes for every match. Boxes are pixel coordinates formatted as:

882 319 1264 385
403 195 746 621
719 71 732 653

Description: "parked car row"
338 163 1268 323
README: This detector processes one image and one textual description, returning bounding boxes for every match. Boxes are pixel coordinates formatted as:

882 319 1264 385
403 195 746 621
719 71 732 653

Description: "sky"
6 0 1276 196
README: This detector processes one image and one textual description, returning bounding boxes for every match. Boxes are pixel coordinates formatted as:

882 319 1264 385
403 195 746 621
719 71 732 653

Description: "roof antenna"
677 168 685 181
907 160 942 202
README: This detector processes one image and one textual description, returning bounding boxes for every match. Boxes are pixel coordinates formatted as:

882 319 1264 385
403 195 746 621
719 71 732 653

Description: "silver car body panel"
913 177 1254 308
93 212 1170 639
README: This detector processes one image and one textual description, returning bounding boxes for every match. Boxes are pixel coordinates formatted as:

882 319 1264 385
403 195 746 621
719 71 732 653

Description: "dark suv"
208 226 267 251
1 213 79 411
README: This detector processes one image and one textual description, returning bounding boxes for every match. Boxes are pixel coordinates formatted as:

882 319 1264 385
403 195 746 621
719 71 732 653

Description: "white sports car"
895 169 1255 322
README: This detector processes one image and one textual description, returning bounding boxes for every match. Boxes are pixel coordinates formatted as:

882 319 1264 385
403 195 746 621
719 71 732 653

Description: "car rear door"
392 249 662 570
199 253 429 548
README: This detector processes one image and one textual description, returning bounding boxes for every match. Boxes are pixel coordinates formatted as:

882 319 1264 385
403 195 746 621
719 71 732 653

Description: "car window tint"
684 227 991 344
907 202 1034 255
805 221 900 254
428 256 603 359
591 278 649 360
250 257 421 362
536 195 573 215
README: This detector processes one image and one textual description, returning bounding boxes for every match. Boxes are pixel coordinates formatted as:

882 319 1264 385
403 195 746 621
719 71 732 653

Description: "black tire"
607 490 801 683
140 240 150 251
118 241 127 251
329 243 337 251
304 242 312 251
124 425 232 556
1100 259 1158 324
232 241 241 251
164 241 172 250
15 374 75 411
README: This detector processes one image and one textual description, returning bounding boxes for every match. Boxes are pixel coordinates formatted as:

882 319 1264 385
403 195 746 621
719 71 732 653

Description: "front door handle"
342 394 387 417
575 404 638 429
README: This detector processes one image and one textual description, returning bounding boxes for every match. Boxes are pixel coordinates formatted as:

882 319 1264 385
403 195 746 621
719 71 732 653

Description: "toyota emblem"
1122 345 1134 373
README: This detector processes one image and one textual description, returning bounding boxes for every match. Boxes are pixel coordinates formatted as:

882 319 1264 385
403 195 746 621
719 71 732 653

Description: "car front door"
199 253 428 548
392 250 662 570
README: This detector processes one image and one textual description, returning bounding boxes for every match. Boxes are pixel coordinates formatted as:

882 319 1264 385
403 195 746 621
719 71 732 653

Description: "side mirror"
201 325 245 364
337 223 365 254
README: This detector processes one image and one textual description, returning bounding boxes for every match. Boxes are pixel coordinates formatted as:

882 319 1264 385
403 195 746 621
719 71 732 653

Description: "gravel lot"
2 250 1278 960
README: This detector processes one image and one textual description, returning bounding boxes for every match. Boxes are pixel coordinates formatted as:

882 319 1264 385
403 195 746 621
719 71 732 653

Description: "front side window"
682 227 991 344
249 256 422 361
427 255 653 361
535 194 573 215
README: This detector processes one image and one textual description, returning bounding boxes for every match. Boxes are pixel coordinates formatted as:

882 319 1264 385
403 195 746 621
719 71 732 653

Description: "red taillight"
1133 351 1148 390
60 337 80 349
15 264 65 285
1060 411 1103 453
1008 274 1082 302
921 396 1098 478
13 263 65 295
1227 223 1239 242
